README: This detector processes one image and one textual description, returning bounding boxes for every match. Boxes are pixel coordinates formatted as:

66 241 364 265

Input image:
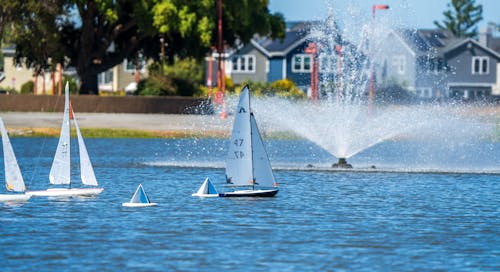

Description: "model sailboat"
219 86 279 197
27 83 103 197
122 184 157 207
0 118 31 202
192 177 219 197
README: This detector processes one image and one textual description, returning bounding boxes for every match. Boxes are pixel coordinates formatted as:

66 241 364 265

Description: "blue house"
206 22 365 97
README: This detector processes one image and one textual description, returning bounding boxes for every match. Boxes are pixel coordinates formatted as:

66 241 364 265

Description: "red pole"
305 42 318 101
207 50 213 98
216 0 224 105
135 52 140 83
58 63 62 96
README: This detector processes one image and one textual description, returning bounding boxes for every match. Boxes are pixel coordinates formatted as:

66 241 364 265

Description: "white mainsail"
49 83 71 185
225 86 254 186
250 113 277 188
0 118 26 192
72 109 98 186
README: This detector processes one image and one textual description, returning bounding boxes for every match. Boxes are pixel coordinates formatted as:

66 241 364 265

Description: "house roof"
443 38 500 60
250 27 310 58
395 29 461 57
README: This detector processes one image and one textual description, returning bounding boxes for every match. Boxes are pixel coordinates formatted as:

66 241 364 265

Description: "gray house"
377 28 500 101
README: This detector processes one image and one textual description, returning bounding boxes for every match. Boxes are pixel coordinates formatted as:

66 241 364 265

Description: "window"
472 56 489 75
392 56 405 75
292 54 311 73
125 53 146 73
231 55 256 73
98 70 113 84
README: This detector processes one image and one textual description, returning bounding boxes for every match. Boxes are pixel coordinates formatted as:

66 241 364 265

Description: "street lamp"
369 4 389 111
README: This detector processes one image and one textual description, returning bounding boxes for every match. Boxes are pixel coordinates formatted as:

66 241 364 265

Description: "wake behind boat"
27 83 103 197
219 85 279 197
0 117 31 202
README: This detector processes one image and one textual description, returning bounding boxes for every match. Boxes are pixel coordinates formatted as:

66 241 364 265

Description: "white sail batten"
250 113 277 188
225 86 254 186
0 118 26 192
49 84 71 185
72 110 98 186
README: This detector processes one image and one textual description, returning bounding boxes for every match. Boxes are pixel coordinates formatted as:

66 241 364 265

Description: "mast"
250 110 255 191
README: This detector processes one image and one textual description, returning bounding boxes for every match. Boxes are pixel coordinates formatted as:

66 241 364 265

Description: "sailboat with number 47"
27 83 103 197
193 86 279 197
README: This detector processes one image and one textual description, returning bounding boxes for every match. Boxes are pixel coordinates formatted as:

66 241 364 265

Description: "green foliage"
5 0 285 94
55 77 78 94
234 79 306 99
136 57 204 96
269 79 306 99
20 81 34 94
434 0 483 38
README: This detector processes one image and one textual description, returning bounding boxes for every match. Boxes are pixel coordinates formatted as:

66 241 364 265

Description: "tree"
434 0 483 38
6 0 285 95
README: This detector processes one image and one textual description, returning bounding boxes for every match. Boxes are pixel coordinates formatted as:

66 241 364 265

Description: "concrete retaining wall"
0 94 213 114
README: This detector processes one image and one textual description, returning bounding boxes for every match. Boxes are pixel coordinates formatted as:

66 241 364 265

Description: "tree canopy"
434 0 483 38
1 0 285 94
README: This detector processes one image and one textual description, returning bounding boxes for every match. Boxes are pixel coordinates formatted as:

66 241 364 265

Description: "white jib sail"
250 113 277 188
0 118 26 192
49 83 71 185
72 109 98 186
225 86 254 187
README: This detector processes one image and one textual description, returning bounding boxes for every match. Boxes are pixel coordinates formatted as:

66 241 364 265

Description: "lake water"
1 138 499 271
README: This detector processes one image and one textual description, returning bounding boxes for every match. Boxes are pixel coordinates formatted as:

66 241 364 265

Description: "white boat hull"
0 194 31 202
122 202 158 207
27 187 104 197
191 193 220 197
220 189 278 197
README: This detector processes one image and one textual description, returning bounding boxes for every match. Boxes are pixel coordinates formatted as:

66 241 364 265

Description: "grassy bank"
7 127 229 139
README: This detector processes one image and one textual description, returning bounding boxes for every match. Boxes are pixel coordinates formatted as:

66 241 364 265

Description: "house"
207 21 365 98
0 46 63 94
376 28 500 101
0 46 147 94
444 38 500 100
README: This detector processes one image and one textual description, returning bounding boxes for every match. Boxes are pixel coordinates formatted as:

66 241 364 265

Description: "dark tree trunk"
79 73 99 95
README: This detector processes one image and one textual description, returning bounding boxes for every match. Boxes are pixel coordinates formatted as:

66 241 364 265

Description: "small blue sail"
207 179 217 194
192 177 219 197
130 184 150 203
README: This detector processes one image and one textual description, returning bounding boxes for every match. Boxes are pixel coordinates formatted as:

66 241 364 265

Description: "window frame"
471 56 489 75
292 54 312 73
231 55 256 73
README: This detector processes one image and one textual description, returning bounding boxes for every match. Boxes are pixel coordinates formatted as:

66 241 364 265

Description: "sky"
269 0 499 31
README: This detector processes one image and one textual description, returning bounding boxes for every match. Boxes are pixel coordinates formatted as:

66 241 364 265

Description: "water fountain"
248 9 496 171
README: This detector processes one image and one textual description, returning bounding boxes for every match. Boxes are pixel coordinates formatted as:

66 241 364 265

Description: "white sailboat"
219 86 279 197
192 177 219 197
122 184 157 207
27 83 103 197
0 118 31 202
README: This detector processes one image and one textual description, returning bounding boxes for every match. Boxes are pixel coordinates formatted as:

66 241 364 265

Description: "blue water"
1 138 499 271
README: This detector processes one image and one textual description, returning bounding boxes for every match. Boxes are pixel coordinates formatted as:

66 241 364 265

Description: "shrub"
20 81 34 94
269 79 306 99
55 76 78 94
135 57 203 96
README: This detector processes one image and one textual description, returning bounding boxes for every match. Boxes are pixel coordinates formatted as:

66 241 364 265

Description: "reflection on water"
1 138 499 271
